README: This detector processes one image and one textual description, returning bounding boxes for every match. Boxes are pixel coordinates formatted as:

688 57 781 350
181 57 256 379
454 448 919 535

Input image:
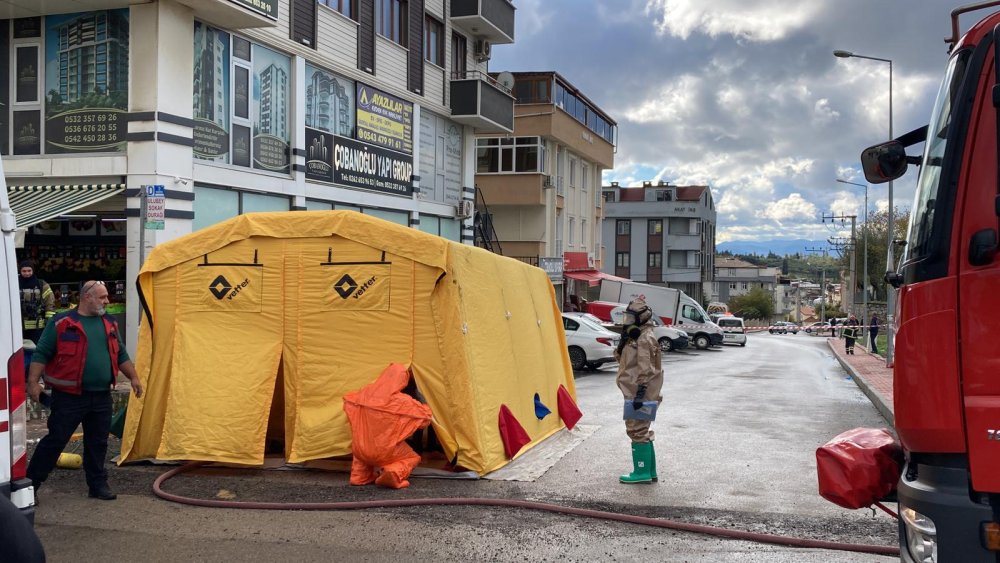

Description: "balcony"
450 71 514 133
450 0 515 44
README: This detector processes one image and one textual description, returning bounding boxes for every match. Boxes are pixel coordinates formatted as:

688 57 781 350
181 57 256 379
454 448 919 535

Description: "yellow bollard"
56 452 82 469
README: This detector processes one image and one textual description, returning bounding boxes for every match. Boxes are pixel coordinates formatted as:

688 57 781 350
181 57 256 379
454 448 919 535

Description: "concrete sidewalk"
827 337 895 426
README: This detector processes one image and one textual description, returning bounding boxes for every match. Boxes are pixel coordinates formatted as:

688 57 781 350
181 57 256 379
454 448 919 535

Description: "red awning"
564 270 630 287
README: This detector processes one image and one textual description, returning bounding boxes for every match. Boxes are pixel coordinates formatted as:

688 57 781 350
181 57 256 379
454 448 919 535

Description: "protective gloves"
632 384 647 411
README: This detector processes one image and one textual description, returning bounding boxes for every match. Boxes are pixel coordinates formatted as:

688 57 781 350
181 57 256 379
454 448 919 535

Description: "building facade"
712 256 778 305
473 71 617 305
2 0 516 352
600 181 717 300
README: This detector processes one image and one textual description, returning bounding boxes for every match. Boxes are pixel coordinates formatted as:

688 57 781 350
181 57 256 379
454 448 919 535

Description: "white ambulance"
0 155 36 521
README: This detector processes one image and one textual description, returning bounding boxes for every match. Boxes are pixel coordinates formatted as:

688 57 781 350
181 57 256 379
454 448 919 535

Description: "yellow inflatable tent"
120 211 577 475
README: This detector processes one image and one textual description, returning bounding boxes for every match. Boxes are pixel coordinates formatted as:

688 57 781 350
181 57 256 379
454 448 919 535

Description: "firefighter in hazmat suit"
615 298 663 484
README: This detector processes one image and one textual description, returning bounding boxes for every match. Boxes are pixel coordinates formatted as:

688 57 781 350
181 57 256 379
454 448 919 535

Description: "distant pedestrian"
869 314 880 354
18 260 55 345
843 314 860 355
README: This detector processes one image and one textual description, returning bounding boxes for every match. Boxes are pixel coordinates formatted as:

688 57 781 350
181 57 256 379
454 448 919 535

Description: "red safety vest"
42 311 122 395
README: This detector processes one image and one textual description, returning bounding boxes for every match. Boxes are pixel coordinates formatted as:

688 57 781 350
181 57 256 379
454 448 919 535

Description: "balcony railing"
450 70 514 133
450 0 515 44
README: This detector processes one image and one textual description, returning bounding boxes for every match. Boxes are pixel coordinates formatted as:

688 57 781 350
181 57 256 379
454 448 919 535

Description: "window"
513 77 550 103
451 33 467 76
193 186 290 230
319 0 354 18
648 252 662 268
568 218 575 246
648 220 662 235
741 282 749 290
603 191 616 203
656 190 672 201
729 282 737 290
424 15 443 66
682 304 705 323
616 219 630 235
375 0 407 44
616 252 630 268
569 158 577 186
476 136 545 173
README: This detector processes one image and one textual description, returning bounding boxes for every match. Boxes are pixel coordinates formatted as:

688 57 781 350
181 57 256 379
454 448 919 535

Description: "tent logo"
209 275 251 301
209 275 232 300
334 274 358 299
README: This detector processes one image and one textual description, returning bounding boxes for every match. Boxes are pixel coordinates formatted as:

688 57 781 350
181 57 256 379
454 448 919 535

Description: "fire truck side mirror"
969 228 998 266
885 271 904 289
861 141 908 184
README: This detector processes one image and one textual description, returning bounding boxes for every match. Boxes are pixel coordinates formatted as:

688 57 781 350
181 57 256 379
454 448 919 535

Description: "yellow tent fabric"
120 211 577 475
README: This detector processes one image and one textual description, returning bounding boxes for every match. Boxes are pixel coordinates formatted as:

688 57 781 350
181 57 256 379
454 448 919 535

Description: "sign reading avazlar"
306 132 413 197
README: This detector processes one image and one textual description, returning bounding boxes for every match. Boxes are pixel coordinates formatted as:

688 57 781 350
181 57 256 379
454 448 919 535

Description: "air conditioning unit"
587 253 595 268
473 39 492 62
456 199 475 219
542 174 554 188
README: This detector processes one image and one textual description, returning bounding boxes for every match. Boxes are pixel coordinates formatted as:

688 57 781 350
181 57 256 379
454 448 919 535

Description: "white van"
716 316 748 347
0 155 36 520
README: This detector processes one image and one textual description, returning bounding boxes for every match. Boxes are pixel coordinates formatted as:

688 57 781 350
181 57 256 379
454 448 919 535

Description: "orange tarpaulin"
344 363 433 489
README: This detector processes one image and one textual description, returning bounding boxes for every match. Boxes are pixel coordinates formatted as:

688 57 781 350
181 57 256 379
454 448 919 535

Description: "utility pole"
822 213 857 317
805 247 830 322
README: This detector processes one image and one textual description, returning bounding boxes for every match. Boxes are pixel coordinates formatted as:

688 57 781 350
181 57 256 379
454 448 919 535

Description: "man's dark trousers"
870 328 879 354
28 389 113 491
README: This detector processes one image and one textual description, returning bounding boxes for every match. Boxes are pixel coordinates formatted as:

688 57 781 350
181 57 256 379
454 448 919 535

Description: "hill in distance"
716 239 827 257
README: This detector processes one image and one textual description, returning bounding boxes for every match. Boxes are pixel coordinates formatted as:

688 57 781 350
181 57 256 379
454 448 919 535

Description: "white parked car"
604 306 690 352
716 316 748 347
561 313 620 371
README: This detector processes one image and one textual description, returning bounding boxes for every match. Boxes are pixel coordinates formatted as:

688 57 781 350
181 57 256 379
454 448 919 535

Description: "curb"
827 339 895 427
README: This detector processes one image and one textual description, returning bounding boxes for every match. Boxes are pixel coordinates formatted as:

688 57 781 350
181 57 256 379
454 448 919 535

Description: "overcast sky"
489 0 973 243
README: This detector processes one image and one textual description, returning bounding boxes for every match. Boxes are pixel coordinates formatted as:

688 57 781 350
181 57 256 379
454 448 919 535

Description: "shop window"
305 199 333 210
2 11 130 156
418 215 440 235
440 217 461 241
193 186 239 230
242 192 290 213
364 208 408 225
193 22 291 173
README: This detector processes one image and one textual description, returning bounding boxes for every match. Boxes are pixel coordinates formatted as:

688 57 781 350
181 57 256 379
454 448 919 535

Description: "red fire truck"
858 2 1000 559
1 155 35 522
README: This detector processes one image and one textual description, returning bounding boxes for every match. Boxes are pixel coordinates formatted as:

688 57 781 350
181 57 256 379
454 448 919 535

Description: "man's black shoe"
88 488 117 501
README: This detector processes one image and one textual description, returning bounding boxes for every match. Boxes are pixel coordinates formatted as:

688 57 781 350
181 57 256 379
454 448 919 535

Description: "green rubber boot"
619 441 653 484
649 441 658 483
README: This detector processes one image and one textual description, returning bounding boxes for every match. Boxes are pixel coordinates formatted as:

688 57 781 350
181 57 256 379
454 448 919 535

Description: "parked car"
769 321 799 335
603 306 690 352
804 321 832 335
561 313 620 371
716 316 747 347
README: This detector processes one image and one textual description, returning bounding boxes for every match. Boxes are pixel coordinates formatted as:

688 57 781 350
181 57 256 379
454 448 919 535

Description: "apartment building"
2 0 516 350
600 181 717 301
712 256 779 304
473 71 617 304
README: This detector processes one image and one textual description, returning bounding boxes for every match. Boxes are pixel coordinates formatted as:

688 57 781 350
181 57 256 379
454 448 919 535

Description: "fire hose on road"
153 462 900 557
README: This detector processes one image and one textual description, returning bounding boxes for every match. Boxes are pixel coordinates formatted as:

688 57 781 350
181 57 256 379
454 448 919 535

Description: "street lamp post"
837 178 869 348
834 49 894 367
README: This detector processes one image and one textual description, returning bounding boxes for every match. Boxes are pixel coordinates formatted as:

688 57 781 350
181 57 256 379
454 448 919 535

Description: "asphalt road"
30 332 897 562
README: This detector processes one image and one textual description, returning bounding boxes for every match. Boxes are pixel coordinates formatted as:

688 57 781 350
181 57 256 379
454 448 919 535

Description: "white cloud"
812 98 840 126
757 193 818 223
621 75 700 124
644 0 823 41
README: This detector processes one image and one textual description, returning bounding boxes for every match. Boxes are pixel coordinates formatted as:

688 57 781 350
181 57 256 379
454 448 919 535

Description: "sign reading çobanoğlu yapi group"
332 135 413 197
356 83 412 154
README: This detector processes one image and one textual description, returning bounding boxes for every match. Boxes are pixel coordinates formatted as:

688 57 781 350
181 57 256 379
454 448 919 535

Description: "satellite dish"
497 71 515 92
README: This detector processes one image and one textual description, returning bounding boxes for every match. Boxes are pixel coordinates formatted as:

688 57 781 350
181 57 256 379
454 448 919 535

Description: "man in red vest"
26 280 143 501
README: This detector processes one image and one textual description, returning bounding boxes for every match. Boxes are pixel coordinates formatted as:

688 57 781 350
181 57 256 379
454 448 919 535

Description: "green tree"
728 287 774 320
839 207 910 302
